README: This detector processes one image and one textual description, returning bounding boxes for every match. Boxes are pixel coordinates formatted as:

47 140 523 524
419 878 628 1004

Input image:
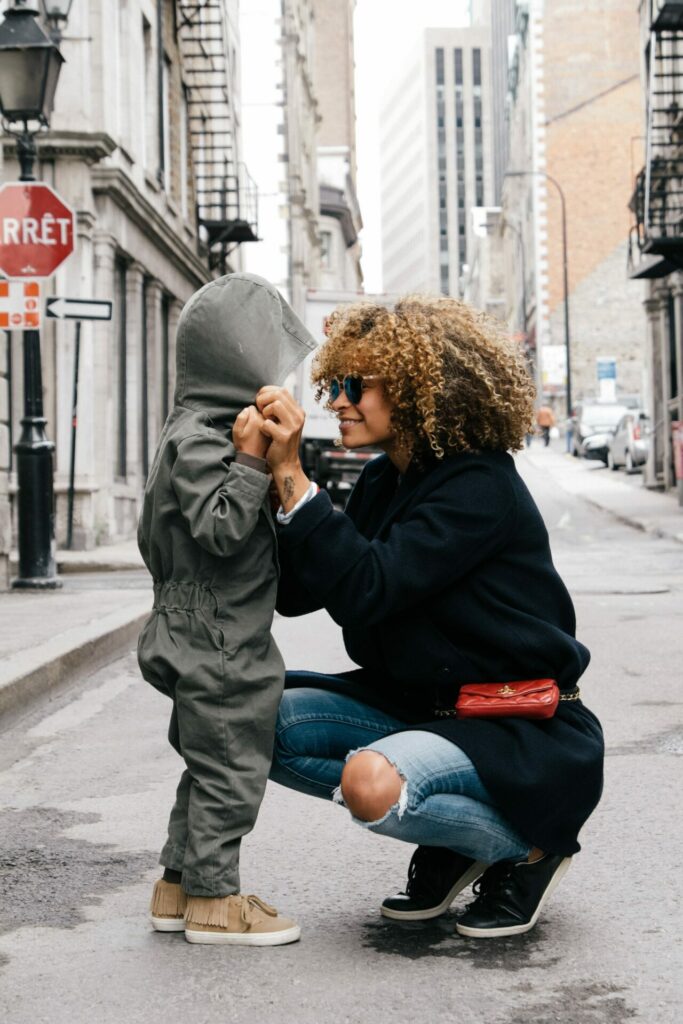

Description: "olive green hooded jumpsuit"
137 273 316 898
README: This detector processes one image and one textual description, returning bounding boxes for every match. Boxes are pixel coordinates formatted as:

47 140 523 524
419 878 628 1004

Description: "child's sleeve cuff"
234 452 269 474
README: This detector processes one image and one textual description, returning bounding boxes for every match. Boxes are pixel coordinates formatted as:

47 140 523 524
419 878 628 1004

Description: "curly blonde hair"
312 295 536 460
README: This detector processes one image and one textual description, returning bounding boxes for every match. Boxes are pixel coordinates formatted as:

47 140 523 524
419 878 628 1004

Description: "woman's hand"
233 405 270 460
256 386 311 512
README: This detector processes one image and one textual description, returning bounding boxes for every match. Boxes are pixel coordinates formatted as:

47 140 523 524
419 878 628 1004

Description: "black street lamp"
505 170 573 420
0 1 66 588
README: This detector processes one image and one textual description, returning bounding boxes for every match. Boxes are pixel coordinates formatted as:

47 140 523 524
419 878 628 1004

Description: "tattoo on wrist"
283 476 295 503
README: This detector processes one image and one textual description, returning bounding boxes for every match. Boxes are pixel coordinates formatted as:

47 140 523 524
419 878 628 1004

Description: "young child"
137 272 316 945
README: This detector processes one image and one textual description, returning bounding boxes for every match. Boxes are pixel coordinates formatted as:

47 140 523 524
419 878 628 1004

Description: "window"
436 48 445 86
115 259 128 478
473 49 485 209
161 294 170 422
436 48 448 289
113 0 123 142
180 87 189 218
321 231 333 269
473 48 482 87
454 48 463 86
161 55 172 191
142 17 154 171
141 278 150 480
454 48 465 275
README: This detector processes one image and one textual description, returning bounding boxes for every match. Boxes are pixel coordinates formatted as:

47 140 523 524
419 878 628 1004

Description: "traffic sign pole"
2 182 76 588
13 328 60 588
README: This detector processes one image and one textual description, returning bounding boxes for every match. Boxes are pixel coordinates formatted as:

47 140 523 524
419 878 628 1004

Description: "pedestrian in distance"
258 295 604 939
536 403 556 447
136 273 315 945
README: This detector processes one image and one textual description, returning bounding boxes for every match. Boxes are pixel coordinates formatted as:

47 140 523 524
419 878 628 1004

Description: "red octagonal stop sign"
0 182 75 279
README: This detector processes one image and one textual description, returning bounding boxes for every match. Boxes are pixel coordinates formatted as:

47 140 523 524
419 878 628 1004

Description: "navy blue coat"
276 451 604 855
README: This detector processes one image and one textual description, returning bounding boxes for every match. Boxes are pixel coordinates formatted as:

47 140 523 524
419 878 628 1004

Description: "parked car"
606 410 651 473
314 447 379 506
570 402 630 463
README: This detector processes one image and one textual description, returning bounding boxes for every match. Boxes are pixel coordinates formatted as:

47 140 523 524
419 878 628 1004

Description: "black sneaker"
456 853 572 938
381 846 487 921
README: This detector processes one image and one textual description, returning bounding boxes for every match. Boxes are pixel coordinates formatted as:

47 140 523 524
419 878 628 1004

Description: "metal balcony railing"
176 0 258 270
635 29 683 258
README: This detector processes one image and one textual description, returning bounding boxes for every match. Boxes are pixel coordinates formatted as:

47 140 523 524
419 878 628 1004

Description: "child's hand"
233 406 270 460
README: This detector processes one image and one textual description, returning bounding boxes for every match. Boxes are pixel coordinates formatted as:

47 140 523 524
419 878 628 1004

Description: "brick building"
0 1 255 568
502 0 647 413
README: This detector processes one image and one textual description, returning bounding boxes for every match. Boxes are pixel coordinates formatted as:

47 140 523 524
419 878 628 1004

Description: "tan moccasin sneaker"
150 878 187 932
184 893 301 946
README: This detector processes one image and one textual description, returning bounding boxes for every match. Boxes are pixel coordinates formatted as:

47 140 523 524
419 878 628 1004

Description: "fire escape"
176 0 258 273
630 1 683 278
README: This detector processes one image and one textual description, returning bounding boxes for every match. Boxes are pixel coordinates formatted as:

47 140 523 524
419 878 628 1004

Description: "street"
1 451 682 1024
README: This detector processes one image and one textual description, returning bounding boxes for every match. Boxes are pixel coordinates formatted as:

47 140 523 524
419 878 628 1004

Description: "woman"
256 296 603 939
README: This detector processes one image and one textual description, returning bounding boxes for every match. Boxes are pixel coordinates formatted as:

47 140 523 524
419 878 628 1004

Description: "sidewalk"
0 539 151 721
2 454 681 724
520 444 683 544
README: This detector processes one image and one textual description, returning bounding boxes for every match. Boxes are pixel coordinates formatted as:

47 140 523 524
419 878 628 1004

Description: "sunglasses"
328 374 380 405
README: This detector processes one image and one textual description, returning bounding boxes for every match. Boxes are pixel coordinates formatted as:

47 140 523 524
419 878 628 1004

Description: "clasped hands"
233 387 311 513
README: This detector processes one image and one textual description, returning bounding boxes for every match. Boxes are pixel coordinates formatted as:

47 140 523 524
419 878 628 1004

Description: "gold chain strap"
433 687 581 718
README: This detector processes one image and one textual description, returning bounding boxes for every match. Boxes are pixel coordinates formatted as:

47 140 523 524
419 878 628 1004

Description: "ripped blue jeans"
269 679 531 864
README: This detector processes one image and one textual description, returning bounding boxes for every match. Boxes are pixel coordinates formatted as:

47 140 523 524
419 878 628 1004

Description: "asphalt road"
1 452 682 1024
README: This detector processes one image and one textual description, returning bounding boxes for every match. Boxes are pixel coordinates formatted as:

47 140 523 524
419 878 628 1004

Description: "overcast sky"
354 0 470 292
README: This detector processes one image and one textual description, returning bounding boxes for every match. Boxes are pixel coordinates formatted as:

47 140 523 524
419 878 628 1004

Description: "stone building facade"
1 1 252 563
280 0 322 314
313 0 362 292
627 1 683 498
241 0 362 307
240 0 322 316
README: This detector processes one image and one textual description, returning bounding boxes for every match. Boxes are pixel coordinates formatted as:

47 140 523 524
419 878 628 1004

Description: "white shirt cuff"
276 481 320 524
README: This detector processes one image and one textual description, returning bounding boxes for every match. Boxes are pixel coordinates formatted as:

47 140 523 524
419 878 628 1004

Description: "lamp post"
0 1 66 588
504 170 573 420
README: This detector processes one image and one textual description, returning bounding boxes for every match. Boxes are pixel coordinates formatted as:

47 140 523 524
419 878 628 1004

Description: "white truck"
292 288 399 503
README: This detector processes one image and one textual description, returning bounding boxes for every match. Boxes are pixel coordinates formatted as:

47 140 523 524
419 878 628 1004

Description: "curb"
522 450 683 546
579 496 683 544
0 603 150 722
9 556 145 575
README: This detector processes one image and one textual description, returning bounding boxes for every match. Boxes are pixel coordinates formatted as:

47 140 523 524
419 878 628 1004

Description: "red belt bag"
455 679 560 720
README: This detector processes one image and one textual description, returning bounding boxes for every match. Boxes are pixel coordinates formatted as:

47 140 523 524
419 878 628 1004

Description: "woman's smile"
339 416 363 432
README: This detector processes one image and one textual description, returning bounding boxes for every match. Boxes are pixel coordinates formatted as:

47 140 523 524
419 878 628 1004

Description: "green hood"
174 273 317 426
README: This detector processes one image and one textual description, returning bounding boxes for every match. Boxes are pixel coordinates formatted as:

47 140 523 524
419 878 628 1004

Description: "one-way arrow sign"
46 297 113 321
